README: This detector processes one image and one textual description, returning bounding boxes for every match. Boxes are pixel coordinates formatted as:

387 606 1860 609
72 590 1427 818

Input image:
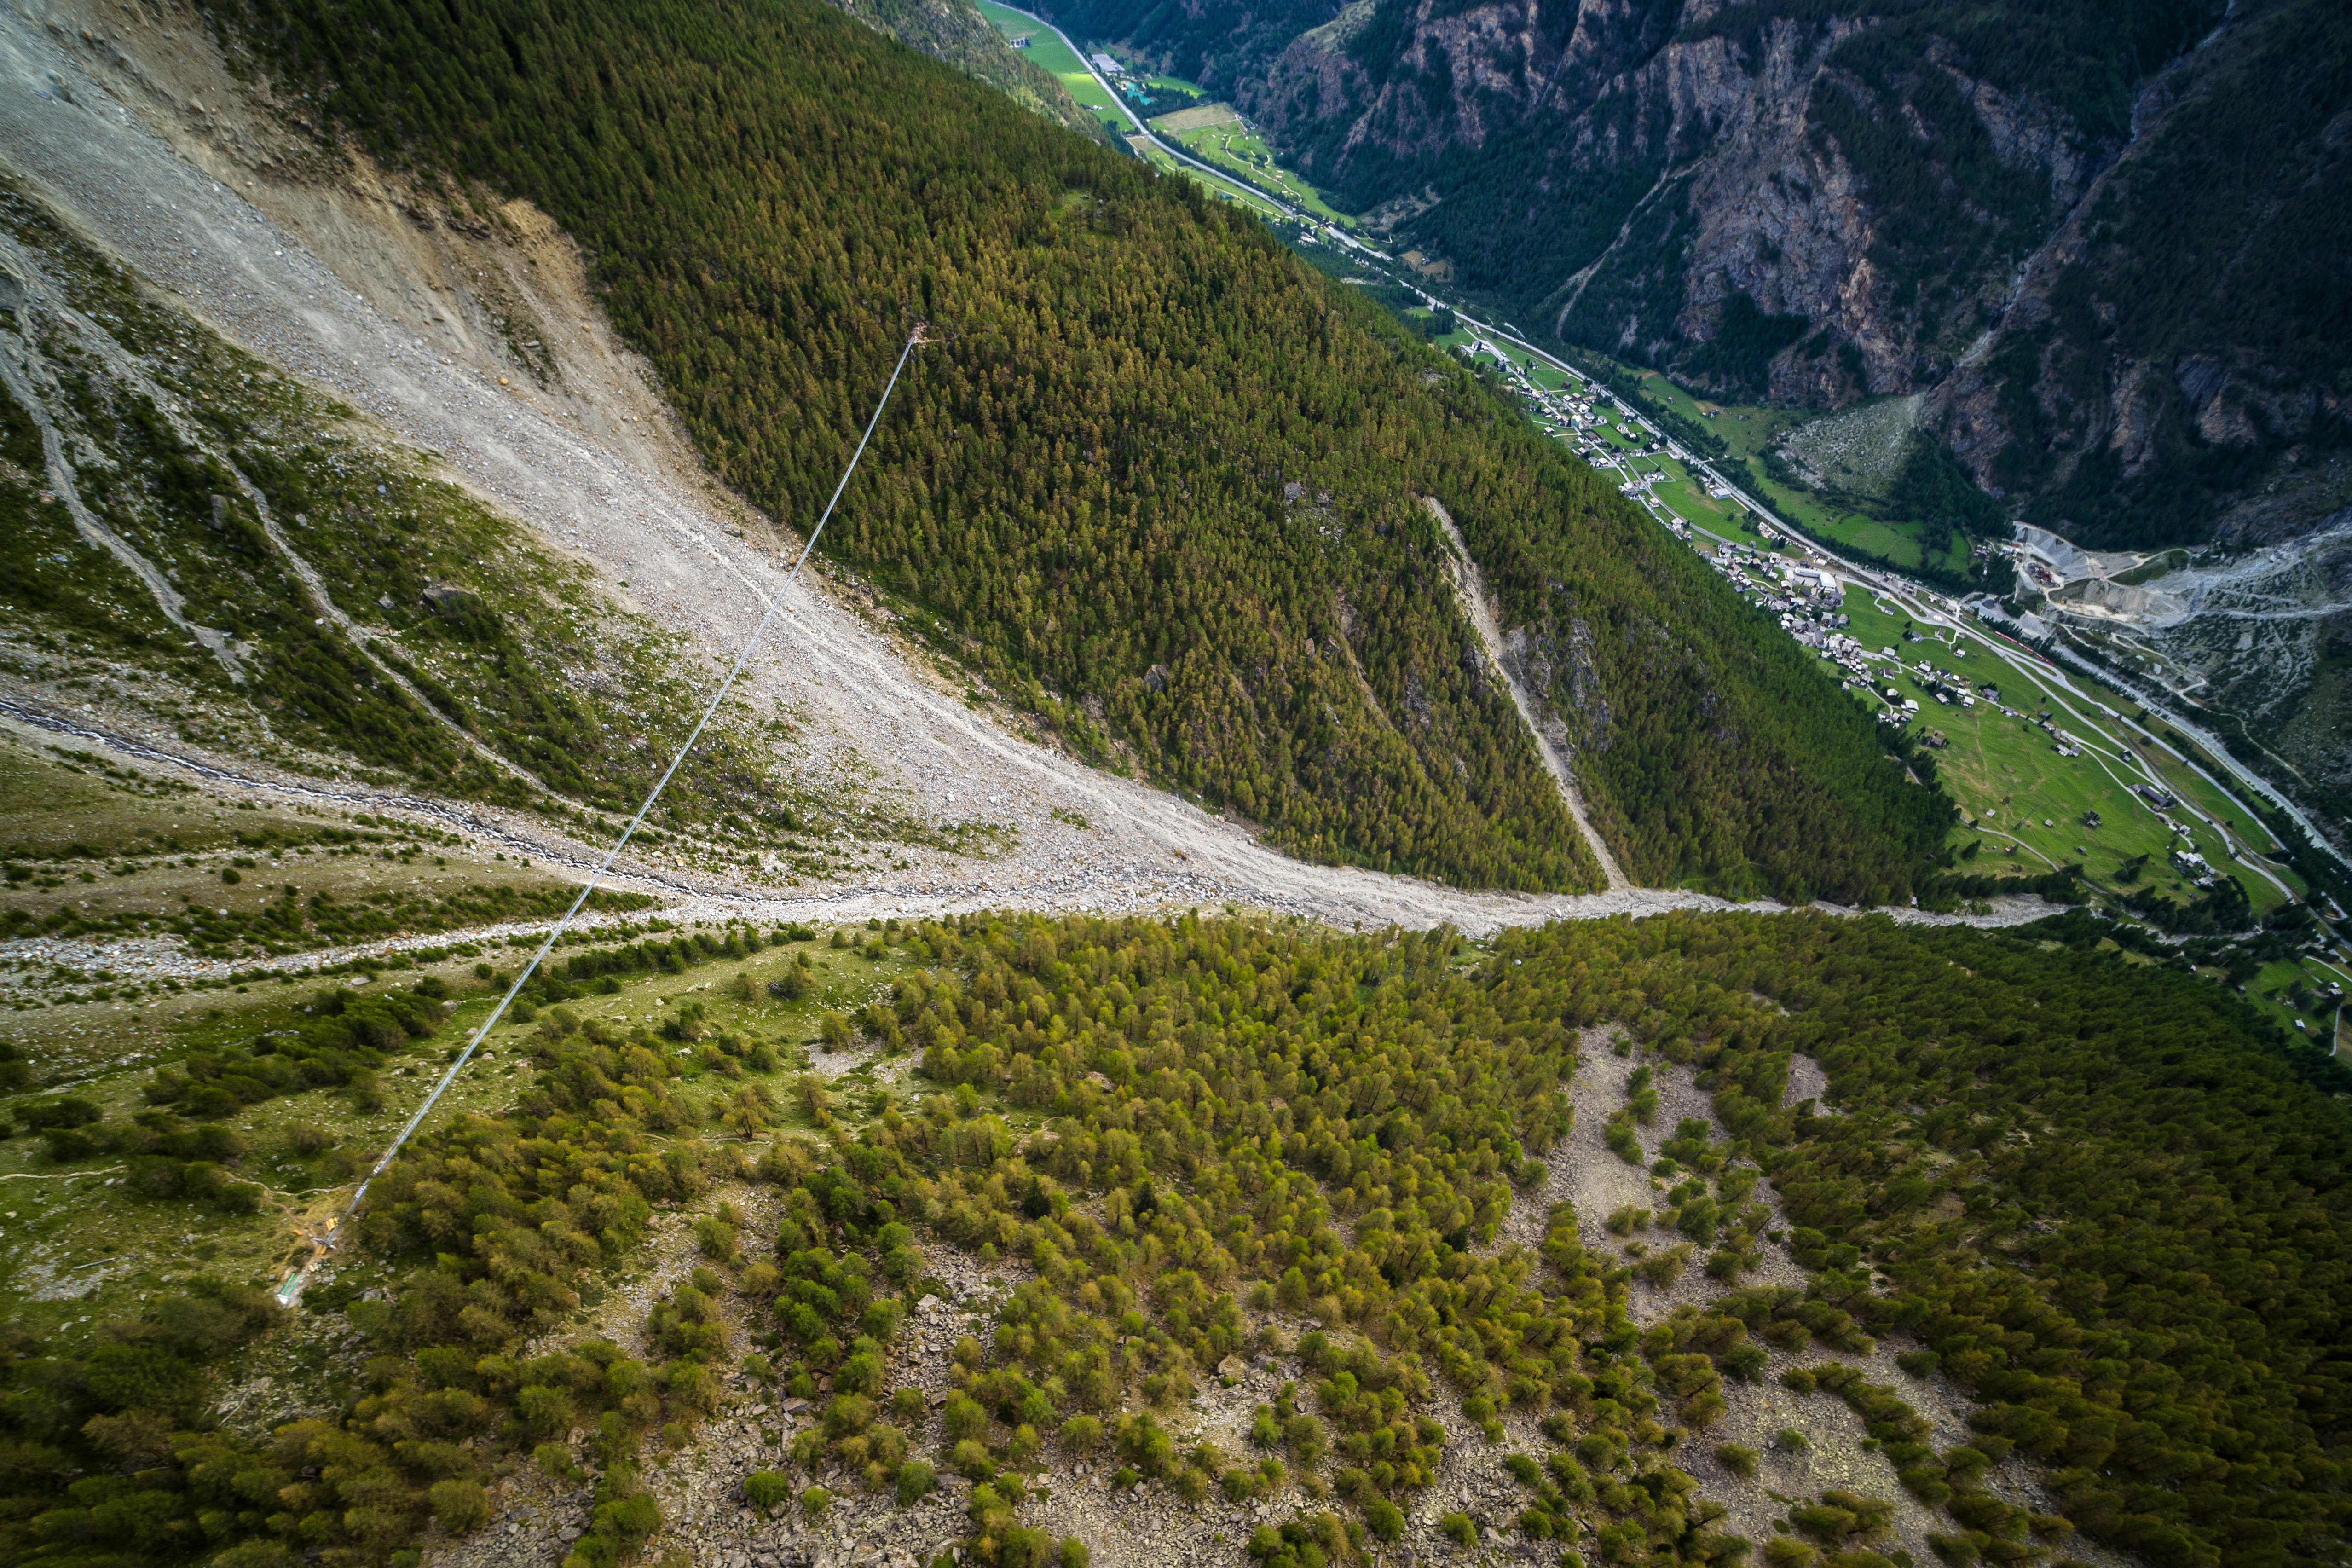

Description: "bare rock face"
1237 0 2127 408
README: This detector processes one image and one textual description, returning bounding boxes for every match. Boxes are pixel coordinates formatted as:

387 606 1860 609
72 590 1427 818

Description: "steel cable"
319 330 925 1253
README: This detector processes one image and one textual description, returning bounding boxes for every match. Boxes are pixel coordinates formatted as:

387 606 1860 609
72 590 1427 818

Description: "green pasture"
1832 588 2297 914
973 0 1125 127
1560 354 1967 575
1169 122 1353 224
1131 138 1290 219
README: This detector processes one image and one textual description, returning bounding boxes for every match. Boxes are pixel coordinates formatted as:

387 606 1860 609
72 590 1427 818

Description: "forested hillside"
5 910 2341 1568
223 0 1950 902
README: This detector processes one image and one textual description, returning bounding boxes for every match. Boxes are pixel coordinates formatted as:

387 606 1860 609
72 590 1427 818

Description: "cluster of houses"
1437 333 2135 764
1419 331 2285 933
2034 714 2087 757
1903 660 1982 711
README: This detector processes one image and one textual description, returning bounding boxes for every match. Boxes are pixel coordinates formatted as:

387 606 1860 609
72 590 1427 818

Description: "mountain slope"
1070 0 2348 558
0 175 804 845
225 0 1953 902
822 0 1111 141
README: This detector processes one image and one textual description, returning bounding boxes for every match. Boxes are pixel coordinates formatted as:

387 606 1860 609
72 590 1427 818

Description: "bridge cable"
302 329 925 1276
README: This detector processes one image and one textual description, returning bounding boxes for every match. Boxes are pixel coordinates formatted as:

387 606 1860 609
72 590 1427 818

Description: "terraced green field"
1162 116 1354 225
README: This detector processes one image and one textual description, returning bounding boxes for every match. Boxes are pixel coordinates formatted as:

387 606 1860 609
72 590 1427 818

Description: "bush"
1716 1442 1759 1479
1365 1499 1405 1541
209 1545 302 1568
428 1478 490 1533
743 1470 793 1511
943 1390 988 1441
694 1214 739 1262
800 1485 832 1516
896 1458 936 1505
20 1098 100 1131
1439 1511 1476 1545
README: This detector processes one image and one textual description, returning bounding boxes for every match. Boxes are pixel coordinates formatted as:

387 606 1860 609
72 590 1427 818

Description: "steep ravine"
1424 496 1628 891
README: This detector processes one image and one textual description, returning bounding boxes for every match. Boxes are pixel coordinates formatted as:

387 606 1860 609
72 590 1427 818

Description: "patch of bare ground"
1612 1044 2129 1568
1781 1051 1832 1112
1019 1347 1312 1568
1477 1030 2123 1565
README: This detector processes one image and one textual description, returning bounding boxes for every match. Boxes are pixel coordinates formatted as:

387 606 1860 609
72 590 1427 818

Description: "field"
1129 136 1293 220
1826 590 2351 1035
972 0 1127 133
1597 365 1971 576
965 16 1362 231
1160 113 1355 225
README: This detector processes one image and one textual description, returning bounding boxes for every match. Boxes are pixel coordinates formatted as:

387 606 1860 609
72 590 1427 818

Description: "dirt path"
1424 496 1629 891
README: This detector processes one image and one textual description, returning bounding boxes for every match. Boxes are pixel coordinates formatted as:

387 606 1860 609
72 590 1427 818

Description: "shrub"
896 1458 936 1505
943 1390 988 1440
428 1478 490 1533
694 1214 740 1262
1716 1442 1759 1479
743 1470 793 1510
795 1074 834 1125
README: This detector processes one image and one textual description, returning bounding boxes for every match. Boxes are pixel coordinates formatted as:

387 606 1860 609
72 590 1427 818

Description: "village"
1438 331 2350 1019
